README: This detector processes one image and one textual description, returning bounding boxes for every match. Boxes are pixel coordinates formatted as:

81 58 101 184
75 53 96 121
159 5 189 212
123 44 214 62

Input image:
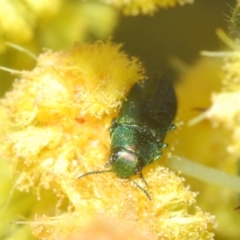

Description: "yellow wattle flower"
0 41 215 239
205 34 240 157
170 31 240 239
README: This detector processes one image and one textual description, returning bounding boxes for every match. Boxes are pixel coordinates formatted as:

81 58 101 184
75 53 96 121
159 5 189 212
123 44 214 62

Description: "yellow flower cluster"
1 41 144 191
100 0 194 15
169 56 240 238
0 42 215 239
32 165 215 239
206 40 240 156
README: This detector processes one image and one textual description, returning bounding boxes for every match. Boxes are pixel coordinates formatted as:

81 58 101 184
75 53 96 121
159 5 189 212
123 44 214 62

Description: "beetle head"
109 148 143 178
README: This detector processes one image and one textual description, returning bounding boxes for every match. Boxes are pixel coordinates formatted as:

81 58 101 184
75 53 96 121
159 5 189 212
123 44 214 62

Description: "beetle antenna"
130 179 152 201
78 170 112 179
139 172 148 186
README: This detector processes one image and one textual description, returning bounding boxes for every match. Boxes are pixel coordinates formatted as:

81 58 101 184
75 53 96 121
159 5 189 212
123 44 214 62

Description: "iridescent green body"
109 77 177 178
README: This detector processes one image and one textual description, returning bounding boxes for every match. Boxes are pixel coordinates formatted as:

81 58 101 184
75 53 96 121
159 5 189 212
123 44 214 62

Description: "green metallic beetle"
108 76 177 178
79 76 177 199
